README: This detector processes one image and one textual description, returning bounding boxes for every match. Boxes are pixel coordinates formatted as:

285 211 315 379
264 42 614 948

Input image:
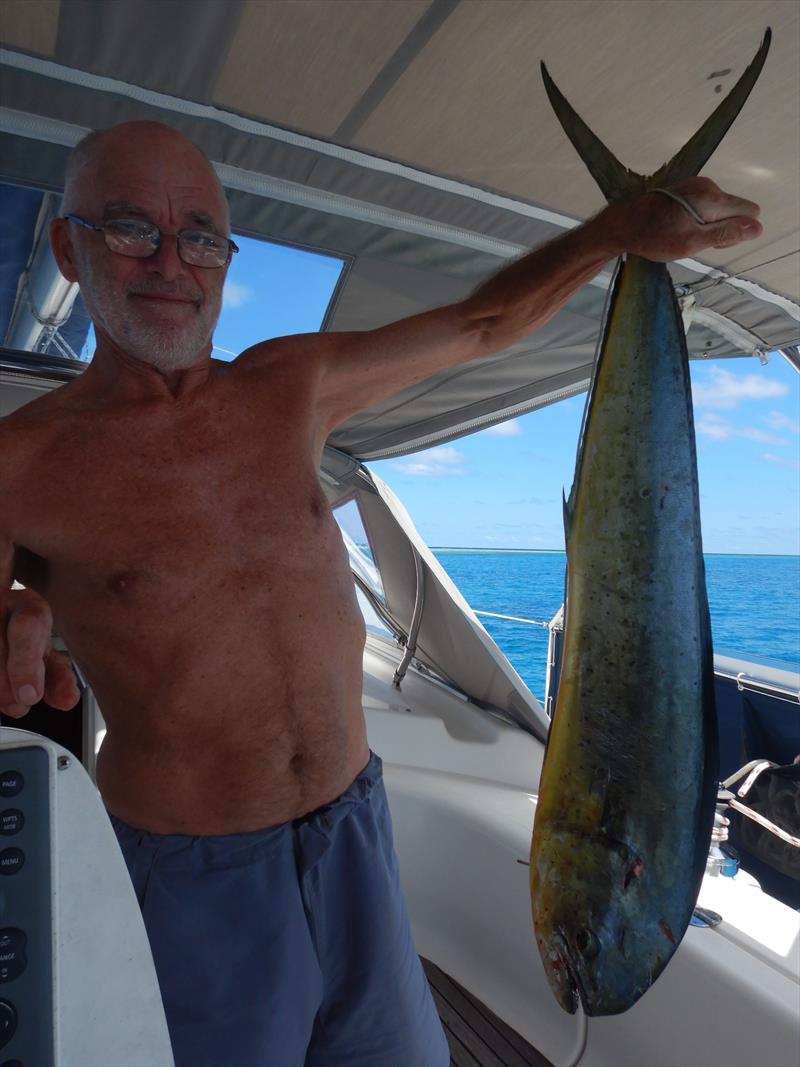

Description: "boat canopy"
1 0 798 460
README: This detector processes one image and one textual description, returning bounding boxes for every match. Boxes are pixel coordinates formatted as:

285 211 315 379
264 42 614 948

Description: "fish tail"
540 61 643 201
541 29 771 200
651 29 771 187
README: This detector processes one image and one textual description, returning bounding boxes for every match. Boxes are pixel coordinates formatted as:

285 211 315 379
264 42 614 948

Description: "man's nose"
144 233 185 278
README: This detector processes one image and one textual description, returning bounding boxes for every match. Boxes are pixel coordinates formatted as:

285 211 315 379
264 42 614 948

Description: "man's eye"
107 220 156 241
182 230 223 250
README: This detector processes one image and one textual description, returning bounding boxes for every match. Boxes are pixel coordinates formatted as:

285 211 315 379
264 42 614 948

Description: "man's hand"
1 588 80 718
597 177 762 263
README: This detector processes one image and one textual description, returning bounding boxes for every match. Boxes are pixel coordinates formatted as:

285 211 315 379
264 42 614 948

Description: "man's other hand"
598 177 763 263
1 588 80 717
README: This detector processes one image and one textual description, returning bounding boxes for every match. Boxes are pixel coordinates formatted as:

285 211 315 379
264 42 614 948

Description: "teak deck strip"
422 958 553 1067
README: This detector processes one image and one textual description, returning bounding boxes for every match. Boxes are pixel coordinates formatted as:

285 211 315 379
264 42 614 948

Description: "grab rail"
715 667 800 705
474 610 550 629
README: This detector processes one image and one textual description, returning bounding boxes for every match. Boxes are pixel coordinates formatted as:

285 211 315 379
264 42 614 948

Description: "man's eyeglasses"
63 214 239 269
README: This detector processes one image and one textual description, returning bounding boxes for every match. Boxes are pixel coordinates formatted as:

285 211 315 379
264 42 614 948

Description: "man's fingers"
43 649 81 710
709 215 763 249
1 703 32 720
0 652 80 716
5 596 52 706
668 177 761 224
646 178 764 258
718 194 760 221
0 591 74 718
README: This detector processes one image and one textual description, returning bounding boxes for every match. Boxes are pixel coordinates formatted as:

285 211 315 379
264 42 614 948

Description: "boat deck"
422 958 553 1067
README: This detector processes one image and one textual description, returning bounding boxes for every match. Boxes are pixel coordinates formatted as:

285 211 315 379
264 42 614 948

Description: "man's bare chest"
12 402 333 602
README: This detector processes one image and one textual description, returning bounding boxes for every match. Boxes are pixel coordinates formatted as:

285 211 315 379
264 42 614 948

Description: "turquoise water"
433 550 800 703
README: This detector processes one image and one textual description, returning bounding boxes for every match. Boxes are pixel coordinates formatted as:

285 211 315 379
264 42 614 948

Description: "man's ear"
49 217 80 283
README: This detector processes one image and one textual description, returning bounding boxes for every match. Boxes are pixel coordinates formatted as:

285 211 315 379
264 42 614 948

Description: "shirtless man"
0 121 761 1066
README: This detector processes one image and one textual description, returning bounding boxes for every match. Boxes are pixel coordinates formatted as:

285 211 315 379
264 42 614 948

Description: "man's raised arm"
0 534 79 718
316 177 761 429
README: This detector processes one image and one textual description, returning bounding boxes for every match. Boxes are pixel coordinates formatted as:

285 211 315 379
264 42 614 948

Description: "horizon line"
429 546 800 558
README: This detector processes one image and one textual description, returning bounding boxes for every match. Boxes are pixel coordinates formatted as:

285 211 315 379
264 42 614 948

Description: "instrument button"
0 853 23 877
0 1000 17 1049
0 776 22 800
0 931 25 983
0 814 23 838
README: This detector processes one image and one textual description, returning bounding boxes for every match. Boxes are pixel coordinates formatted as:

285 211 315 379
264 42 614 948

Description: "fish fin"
691 581 720 895
540 62 644 202
650 29 771 188
562 487 575 546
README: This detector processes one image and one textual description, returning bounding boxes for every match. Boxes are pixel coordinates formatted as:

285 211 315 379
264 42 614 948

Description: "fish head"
533 831 681 1016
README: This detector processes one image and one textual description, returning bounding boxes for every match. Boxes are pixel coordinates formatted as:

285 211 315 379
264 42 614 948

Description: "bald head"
62 120 229 231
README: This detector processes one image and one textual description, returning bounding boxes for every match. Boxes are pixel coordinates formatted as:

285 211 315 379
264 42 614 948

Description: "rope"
685 248 800 298
652 187 707 226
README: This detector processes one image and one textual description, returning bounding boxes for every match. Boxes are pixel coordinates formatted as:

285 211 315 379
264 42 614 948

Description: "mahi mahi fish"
530 31 771 1016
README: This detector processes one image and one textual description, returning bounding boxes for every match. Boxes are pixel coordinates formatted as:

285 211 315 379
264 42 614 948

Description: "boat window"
334 499 384 598
0 180 346 359
210 233 346 362
353 586 396 642
333 498 395 641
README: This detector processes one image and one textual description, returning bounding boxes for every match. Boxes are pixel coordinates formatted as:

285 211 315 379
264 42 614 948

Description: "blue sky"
87 233 799 556
370 355 800 555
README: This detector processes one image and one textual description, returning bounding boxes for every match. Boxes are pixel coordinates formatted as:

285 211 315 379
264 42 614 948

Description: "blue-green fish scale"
530 256 717 1016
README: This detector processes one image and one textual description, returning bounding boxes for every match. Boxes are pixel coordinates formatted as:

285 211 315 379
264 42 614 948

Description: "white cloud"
481 419 523 437
762 453 800 470
696 412 732 440
223 279 255 309
739 427 791 445
764 410 799 434
696 412 788 446
692 367 787 410
390 446 465 477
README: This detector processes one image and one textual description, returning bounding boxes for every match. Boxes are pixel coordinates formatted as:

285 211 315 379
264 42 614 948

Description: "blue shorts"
110 752 448 1067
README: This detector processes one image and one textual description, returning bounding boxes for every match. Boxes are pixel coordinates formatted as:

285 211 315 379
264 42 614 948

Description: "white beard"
77 256 222 373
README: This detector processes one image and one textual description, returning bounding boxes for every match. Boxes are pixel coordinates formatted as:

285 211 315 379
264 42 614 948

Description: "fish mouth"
543 932 585 1015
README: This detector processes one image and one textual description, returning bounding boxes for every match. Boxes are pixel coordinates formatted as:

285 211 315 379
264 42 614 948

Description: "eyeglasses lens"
103 220 230 267
104 220 159 258
179 231 230 268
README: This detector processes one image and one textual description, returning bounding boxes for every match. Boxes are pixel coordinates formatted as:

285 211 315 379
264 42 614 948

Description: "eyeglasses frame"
62 213 239 268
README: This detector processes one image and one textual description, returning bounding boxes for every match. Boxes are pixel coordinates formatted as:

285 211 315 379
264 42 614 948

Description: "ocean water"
433 550 800 703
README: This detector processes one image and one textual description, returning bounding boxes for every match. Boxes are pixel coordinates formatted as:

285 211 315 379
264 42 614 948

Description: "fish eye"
575 928 601 958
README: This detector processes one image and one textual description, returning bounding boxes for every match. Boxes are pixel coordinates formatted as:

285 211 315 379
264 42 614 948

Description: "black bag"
728 761 800 883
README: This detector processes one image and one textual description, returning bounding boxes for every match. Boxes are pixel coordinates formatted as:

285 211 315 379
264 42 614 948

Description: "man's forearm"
460 209 623 353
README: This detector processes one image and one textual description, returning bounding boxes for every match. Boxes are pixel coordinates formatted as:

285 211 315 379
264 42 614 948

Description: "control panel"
0 729 173 1066
0 745 53 1066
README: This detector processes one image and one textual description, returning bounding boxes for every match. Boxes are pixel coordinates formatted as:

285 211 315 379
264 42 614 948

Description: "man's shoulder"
232 331 334 374
1 379 74 429
0 381 76 476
